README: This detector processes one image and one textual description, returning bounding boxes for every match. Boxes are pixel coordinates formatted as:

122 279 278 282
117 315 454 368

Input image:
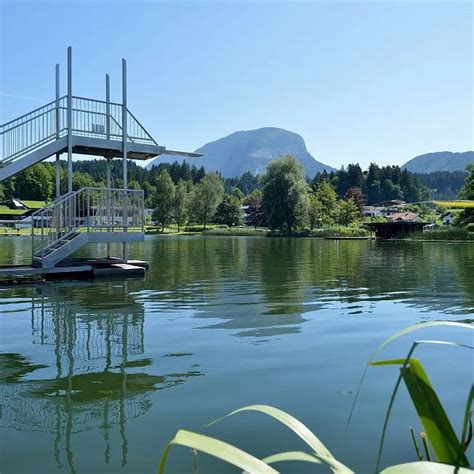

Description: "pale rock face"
147 127 335 178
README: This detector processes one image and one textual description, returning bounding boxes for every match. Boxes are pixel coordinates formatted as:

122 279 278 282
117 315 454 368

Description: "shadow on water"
0 280 202 472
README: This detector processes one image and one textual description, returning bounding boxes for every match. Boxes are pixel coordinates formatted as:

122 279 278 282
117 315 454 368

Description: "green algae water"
1 236 473 473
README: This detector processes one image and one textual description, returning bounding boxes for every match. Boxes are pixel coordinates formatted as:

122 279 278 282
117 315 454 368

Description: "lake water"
0 236 473 473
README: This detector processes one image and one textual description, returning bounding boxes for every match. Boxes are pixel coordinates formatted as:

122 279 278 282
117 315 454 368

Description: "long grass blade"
379 461 473 473
158 429 277 474
458 385 474 463
207 404 334 459
262 451 354 473
262 451 323 465
401 359 467 465
347 322 473 432
370 340 472 471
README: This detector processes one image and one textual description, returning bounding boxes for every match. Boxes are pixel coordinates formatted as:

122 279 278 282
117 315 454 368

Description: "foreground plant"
159 322 473 473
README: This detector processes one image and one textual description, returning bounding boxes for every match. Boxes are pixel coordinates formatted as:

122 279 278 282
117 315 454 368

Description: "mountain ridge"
148 127 335 177
402 151 473 173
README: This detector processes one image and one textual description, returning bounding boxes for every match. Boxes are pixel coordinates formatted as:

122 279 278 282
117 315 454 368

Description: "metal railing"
31 186 144 260
0 96 158 165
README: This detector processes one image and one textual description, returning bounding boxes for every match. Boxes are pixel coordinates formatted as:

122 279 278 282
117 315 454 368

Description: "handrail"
1 95 159 166
31 187 145 261
0 97 64 129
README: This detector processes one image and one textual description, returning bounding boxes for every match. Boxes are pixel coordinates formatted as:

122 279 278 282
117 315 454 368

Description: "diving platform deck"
0 258 149 282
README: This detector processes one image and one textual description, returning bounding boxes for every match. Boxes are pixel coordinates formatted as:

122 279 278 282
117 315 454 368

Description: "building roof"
388 212 419 222
373 199 406 207
0 205 28 216
19 200 46 209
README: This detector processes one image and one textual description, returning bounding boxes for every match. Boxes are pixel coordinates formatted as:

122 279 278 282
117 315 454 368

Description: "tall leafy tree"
345 187 364 215
244 190 266 228
171 180 189 232
215 194 243 227
261 155 309 232
152 170 175 232
189 173 224 229
336 198 360 226
456 164 474 227
307 192 324 230
313 181 338 225
15 164 53 201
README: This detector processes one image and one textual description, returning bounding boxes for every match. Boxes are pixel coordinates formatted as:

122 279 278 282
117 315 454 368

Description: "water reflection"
133 238 473 339
0 281 202 472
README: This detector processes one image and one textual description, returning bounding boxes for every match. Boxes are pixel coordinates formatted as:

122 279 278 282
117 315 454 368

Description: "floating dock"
0 258 149 283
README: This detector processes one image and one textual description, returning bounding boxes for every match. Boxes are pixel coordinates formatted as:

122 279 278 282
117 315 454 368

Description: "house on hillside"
441 212 456 226
388 212 420 223
362 206 384 218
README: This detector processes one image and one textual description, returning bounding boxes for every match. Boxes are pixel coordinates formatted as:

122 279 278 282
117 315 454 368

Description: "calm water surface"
1 236 473 473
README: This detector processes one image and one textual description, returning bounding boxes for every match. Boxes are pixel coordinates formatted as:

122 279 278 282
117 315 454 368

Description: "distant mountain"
147 127 335 177
402 151 473 173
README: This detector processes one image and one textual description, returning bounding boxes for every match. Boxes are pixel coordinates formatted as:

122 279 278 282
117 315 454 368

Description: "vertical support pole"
67 46 73 194
122 59 128 262
106 74 112 259
106 74 110 140
55 64 61 199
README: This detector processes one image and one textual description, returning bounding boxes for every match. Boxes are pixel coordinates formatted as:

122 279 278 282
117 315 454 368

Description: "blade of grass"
458 385 473 463
370 340 472 471
401 359 468 465
207 404 334 459
410 428 423 461
379 461 472 473
347 322 473 432
158 429 277 474
262 451 354 473
262 451 322 465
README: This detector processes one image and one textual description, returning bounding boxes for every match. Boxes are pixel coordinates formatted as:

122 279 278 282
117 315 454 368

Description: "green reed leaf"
262 451 354 473
379 461 473 473
207 404 334 459
347 322 473 432
158 429 277 474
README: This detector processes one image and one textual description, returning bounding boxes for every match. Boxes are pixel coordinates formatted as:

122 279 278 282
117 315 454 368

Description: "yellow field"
432 200 474 208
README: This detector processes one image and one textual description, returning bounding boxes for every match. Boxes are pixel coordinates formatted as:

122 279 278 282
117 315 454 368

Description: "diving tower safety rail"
0 47 200 276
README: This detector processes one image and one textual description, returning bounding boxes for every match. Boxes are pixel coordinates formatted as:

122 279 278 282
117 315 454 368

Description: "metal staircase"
0 96 165 181
31 187 144 268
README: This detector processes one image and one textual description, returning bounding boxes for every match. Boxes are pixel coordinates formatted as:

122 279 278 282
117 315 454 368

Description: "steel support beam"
67 47 73 193
122 59 128 262
55 63 61 198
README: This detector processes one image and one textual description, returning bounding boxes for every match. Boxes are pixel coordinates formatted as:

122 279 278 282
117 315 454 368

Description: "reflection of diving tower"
0 282 202 471
0 47 199 269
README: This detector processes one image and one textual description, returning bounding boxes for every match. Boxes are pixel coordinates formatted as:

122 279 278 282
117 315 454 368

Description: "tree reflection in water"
0 281 202 472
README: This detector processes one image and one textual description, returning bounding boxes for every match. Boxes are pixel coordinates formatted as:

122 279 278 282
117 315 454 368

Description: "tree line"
0 157 472 230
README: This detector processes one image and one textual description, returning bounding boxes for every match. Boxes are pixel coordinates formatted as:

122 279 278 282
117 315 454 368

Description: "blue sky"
1 0 472 169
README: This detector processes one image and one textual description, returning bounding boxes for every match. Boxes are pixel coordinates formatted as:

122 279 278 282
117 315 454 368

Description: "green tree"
215 194 243 227
313 181 338 225
307 192 324 229
189 173 224 229
171 180 189 232
230 187 244 202
72 171 95 191
456 164 474 227
261 155 309 232
152 170 175 232
335 198 360 226
15 164 53 201
345 187 364 215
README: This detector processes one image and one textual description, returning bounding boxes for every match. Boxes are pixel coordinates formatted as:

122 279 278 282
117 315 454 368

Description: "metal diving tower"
0 47 199 270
